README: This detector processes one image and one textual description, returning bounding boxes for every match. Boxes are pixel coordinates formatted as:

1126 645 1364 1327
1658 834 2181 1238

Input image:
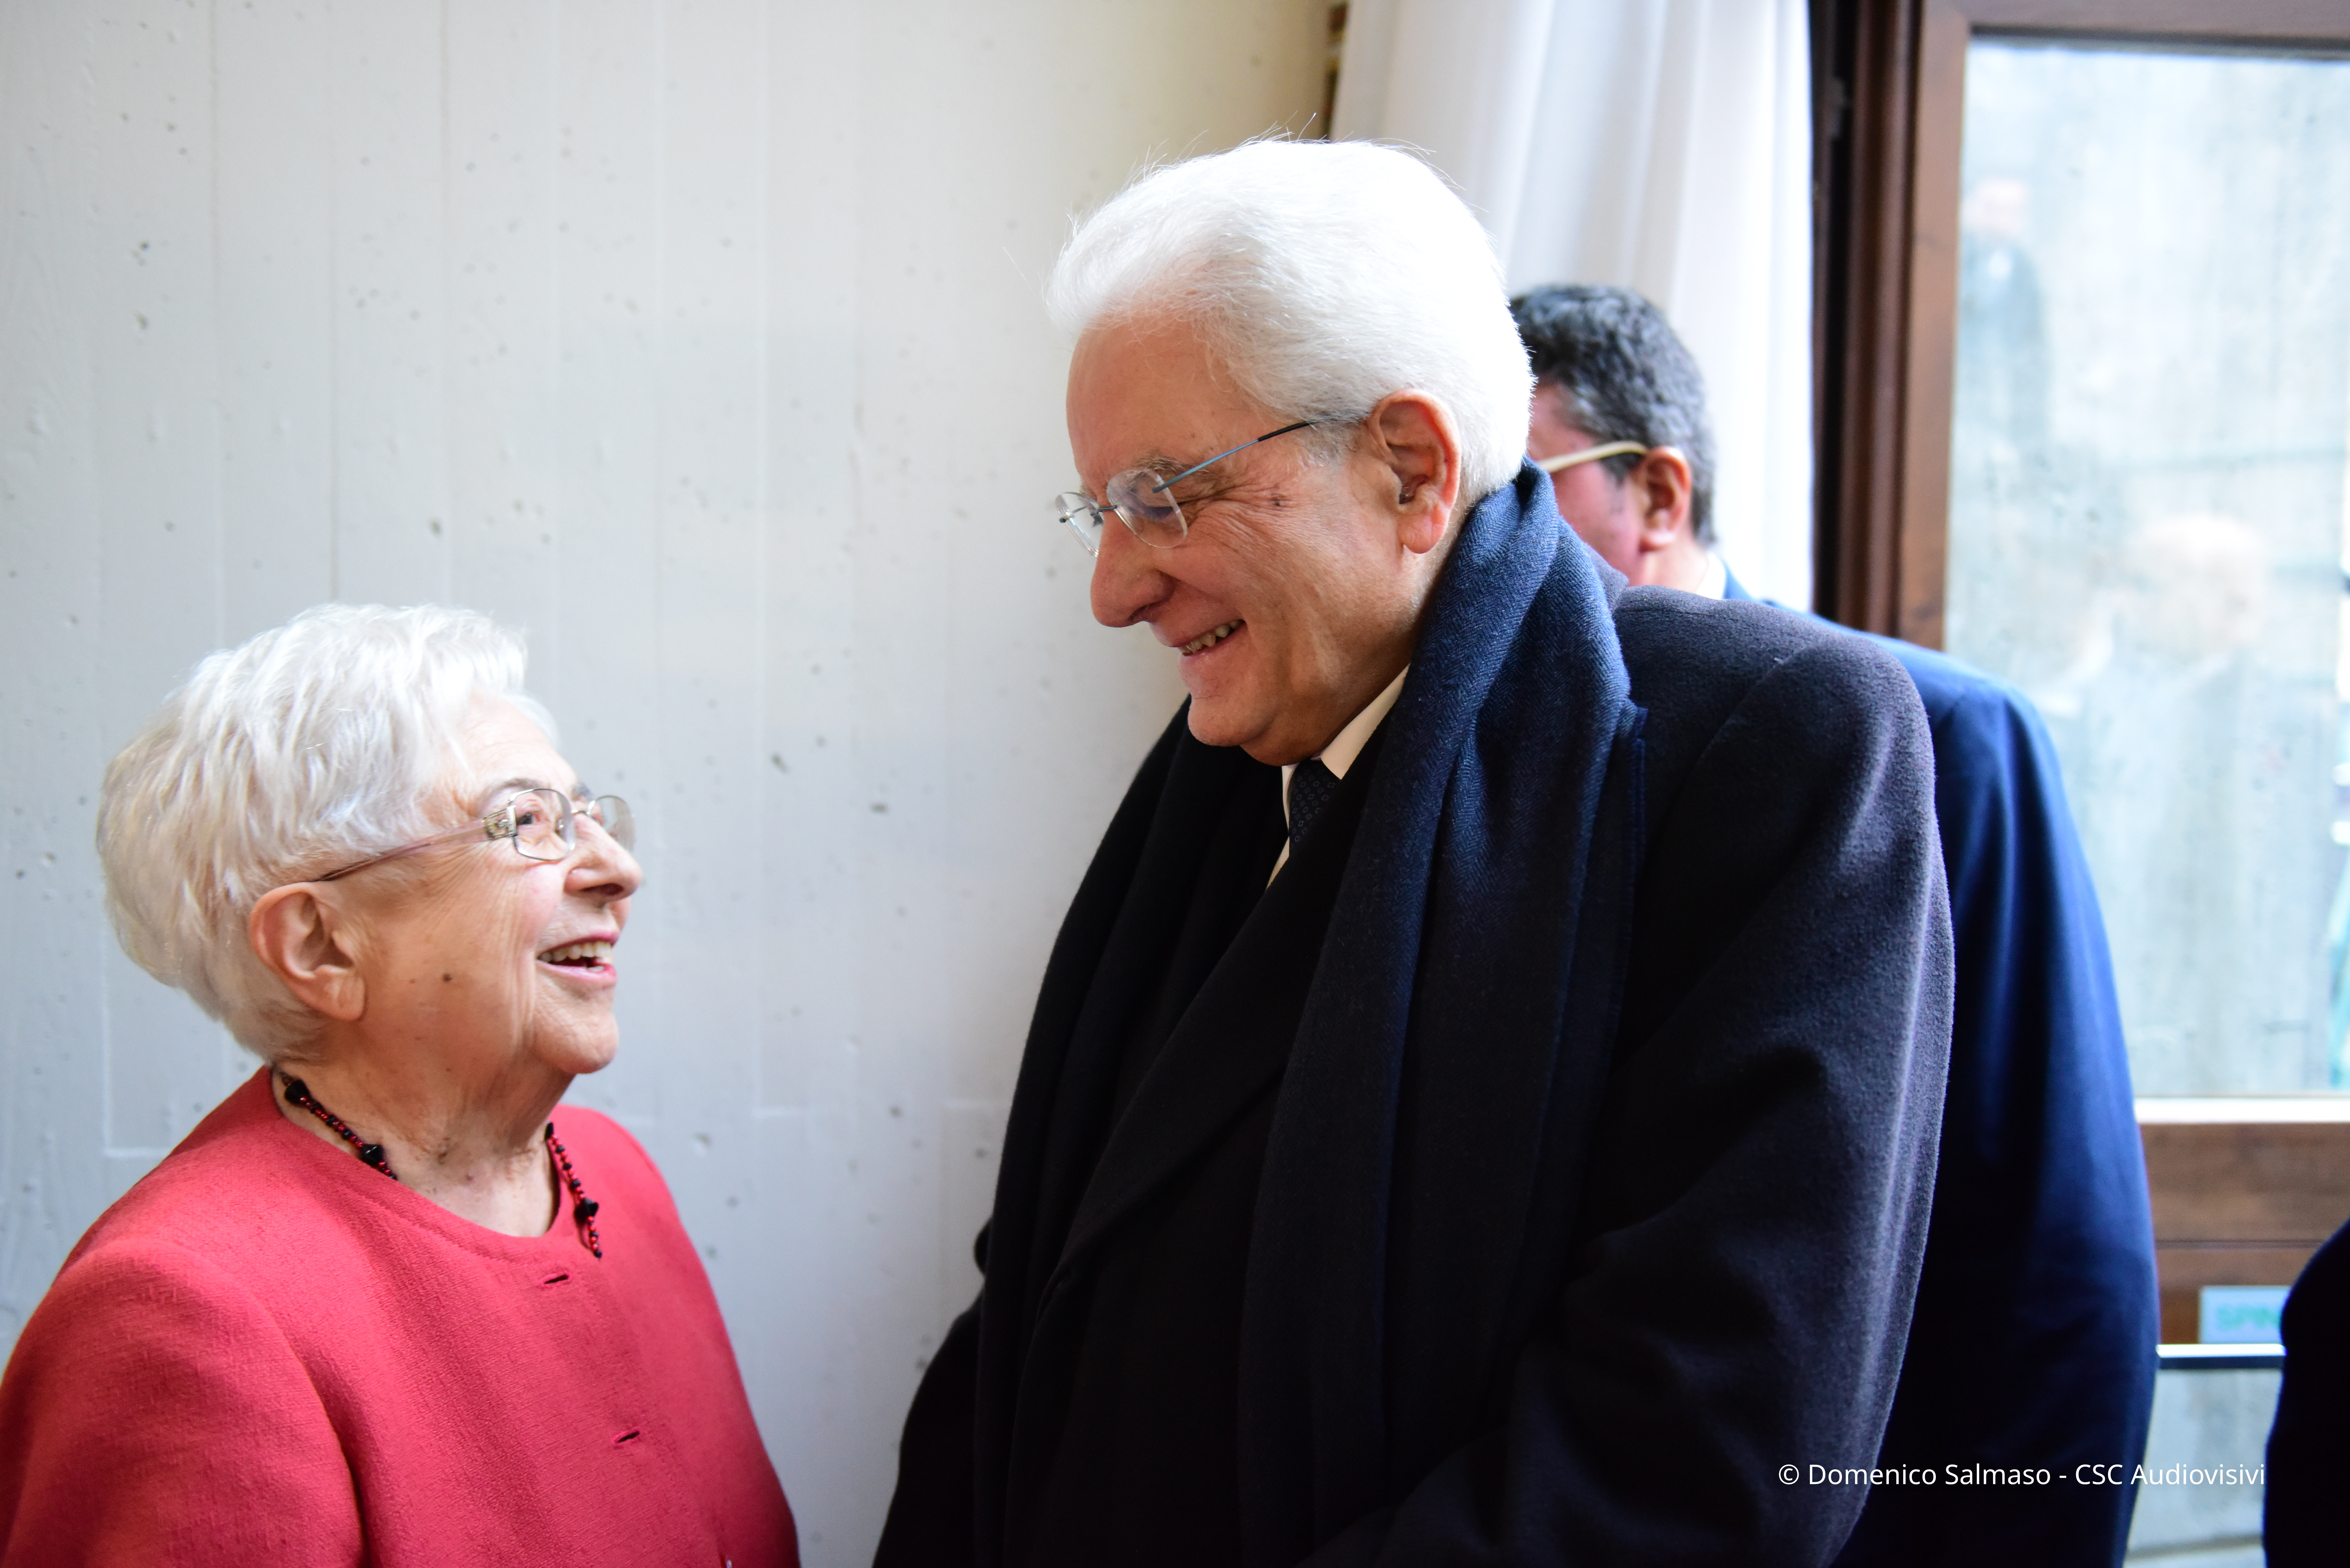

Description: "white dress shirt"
1693 548 1728 601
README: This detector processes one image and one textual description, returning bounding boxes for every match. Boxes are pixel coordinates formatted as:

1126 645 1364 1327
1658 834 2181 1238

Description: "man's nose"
1088 512 1169 629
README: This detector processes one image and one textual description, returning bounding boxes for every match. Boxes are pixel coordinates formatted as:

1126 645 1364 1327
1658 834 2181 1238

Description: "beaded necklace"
277 1072 604 1258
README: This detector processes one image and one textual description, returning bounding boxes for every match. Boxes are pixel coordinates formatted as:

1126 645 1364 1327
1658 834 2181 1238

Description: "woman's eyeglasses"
312 789 636 883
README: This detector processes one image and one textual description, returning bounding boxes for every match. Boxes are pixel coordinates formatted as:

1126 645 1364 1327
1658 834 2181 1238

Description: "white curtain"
1335 0 1815 608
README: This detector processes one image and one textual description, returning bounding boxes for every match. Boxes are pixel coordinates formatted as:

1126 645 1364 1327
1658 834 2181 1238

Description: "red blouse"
0 1069 796 1566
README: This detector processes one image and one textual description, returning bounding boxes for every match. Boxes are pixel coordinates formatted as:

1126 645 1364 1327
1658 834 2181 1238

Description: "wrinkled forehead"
448 699 585 812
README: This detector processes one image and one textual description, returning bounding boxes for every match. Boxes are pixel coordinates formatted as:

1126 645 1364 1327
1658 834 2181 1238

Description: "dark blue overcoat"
1728 571 2160 1565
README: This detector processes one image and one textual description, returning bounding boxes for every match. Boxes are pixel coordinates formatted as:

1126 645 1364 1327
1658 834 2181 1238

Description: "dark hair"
1509 284 1717 544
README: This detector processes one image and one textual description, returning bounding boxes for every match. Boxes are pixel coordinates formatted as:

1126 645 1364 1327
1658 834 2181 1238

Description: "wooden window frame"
1809 0 2350 1349
1809 0 2350 645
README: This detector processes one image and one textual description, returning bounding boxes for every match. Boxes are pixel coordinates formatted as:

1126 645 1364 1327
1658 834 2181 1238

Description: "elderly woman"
0 605 795 1565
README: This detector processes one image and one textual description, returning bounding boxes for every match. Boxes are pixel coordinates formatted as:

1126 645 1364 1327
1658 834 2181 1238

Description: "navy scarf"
1236 464 1645 1562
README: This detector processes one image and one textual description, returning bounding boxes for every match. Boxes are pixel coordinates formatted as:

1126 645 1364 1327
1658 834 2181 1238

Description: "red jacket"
0 1068 796 1566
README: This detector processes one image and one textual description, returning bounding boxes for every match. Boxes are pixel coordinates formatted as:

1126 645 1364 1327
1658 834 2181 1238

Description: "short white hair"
1045 138 1533 504
97 604 555 1058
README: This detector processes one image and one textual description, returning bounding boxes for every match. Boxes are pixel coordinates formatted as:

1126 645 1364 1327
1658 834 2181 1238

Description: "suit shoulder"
1860 634 2066 803
1863 632 2032 728
1613 589 1930 832
1614 588 1916 728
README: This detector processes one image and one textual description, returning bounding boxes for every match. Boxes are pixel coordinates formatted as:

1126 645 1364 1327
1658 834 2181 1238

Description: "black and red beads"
277 1072 606 1260
546 1122 603 1258
280 1074 399 1180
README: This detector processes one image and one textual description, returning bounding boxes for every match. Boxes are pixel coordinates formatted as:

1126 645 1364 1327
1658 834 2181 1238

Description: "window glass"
1945 41 2350 1094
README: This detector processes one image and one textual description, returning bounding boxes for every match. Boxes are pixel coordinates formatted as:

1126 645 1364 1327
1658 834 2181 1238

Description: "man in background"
1514 282 2158 1567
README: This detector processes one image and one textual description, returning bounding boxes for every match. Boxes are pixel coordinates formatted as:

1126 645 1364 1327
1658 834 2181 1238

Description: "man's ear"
1363 391 1463 556
248 884 367 1023
1632 446 1696 552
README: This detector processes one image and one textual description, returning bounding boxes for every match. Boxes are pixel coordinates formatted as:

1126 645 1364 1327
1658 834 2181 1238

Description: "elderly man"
1514 283 2157 1566
876 141 1953 1568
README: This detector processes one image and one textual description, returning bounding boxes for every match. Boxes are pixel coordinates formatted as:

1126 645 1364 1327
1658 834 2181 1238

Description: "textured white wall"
0 1 1326 1559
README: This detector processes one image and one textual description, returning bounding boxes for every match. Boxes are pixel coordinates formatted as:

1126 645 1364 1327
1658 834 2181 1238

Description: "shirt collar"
1693 549 1728 601
1280 664 1409 826
1319 664 1408 781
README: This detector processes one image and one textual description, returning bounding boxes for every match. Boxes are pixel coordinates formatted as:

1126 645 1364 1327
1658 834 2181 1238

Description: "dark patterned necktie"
1287 758 1341 851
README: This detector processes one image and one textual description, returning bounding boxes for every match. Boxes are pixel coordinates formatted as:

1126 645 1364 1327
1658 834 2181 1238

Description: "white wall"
0 1 1327 1559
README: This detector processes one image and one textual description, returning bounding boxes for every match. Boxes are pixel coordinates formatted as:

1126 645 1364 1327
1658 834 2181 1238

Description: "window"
1813 18 2350 1499
1813 0 2350 1096
1945 41 2350 1095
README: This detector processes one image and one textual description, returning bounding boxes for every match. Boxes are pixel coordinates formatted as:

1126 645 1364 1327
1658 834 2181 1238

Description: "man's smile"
1179 619 1244 656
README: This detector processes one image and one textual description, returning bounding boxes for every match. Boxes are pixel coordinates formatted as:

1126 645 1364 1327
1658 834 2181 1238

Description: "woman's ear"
249 884 367 1023
1364 391 1464 556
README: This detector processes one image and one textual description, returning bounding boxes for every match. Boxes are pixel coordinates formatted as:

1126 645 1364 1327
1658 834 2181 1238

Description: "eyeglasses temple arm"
1533 440 1651 474
312 813 510 882
1148 420 1320 495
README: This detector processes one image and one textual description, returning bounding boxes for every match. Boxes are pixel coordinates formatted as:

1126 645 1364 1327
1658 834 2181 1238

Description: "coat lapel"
1041 769 1368 1299
1006 739 1254 1315
974 713 1238 1565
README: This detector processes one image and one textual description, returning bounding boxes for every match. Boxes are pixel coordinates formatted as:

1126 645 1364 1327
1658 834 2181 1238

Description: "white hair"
96 604 555 1059
1045 138 1533 504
